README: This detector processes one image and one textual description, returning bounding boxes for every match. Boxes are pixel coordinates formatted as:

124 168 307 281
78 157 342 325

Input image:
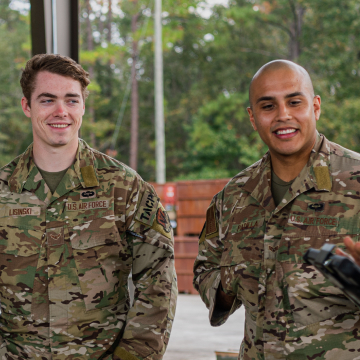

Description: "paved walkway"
163 294 245 360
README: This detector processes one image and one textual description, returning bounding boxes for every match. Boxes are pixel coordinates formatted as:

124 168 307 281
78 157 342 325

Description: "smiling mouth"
275 128 297 135
49 124 70 128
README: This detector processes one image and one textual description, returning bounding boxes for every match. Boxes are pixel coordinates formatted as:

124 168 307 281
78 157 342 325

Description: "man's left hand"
335 236 360 266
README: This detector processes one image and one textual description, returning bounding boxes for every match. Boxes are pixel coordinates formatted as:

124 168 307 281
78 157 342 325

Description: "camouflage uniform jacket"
0 140 177 360
194 133 360 360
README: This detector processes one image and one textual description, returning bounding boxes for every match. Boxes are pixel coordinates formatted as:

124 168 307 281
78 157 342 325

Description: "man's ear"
21 97 31 118
247 107 257 131
314 95 321 121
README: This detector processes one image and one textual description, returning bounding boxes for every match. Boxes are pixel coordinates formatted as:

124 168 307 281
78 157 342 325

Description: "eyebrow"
255 91 305 105
36 92 81 99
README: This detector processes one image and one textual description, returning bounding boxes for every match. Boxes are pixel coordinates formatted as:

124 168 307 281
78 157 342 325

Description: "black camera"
303 243 360 308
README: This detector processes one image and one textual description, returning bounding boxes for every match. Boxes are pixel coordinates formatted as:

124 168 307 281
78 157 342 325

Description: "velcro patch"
314 166 331 191
150 205 172 239
232 218 264 233
135 190 160 227
66 200 109 211
8 206 41 217
80 166 99 187
288 214 338 227
205 203 218 238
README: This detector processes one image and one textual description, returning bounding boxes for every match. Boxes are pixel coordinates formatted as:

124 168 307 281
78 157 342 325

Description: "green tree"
0 0 31 166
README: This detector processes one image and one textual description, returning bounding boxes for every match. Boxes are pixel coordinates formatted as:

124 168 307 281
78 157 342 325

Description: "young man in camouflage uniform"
193 60 360 359
0 54 177 360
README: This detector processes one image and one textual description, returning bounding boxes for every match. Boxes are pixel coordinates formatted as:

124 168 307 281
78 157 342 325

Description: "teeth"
49 124 69 128
276 129 296 135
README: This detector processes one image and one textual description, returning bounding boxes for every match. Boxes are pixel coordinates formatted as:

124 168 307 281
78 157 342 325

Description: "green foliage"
176 93 266 179
0 0 31 166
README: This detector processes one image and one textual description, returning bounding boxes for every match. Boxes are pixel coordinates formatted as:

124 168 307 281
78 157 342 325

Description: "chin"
275 148 300 156
50 140 69 147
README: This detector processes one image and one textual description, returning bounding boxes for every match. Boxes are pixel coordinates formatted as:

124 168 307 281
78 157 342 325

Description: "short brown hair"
20 54 90 106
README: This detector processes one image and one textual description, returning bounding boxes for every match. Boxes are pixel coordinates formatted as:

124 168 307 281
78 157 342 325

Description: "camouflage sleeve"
193 192 241 327
114 177 177 360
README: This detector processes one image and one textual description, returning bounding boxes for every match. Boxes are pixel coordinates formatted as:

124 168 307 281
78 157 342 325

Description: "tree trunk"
107 0 112 43
98 0 104 36
85 0 96 148
288 2 305 61
130 7 139 170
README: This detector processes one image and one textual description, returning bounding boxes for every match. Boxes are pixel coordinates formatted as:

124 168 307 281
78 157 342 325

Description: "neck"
270 148 313 182
32 140 78 172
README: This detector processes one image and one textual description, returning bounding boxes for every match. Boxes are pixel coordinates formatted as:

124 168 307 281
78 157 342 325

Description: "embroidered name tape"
232 218 264 233
9 207 41 217
67 200 109 211
288 214 338 227
135 191 160 227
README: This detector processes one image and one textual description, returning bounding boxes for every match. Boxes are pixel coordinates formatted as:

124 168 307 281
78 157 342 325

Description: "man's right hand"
336 236 360 266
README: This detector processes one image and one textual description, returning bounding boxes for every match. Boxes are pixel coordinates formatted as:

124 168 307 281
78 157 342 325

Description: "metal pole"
154 0 165 184
52 0 57 53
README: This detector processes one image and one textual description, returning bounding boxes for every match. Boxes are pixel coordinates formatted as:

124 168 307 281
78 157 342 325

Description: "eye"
261 103 274 110
290 99 301 105
68 99 80 104
40 99 53 104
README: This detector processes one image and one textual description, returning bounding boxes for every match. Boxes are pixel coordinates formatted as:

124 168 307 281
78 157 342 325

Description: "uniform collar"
242 132 332 213
8 139 99 204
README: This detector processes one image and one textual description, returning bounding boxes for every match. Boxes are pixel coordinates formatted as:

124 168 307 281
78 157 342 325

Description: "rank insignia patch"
156 207 171 233
47 227 64 246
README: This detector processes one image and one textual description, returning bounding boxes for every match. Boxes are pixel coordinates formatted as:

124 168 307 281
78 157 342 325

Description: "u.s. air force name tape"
66 200 109 211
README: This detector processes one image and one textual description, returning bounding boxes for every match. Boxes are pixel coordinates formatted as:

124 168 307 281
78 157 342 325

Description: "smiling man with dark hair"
194 60 360 360
0 54 177 360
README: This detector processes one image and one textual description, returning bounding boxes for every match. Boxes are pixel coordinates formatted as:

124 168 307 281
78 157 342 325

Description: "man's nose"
53 102 68 117
276 102 291 121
